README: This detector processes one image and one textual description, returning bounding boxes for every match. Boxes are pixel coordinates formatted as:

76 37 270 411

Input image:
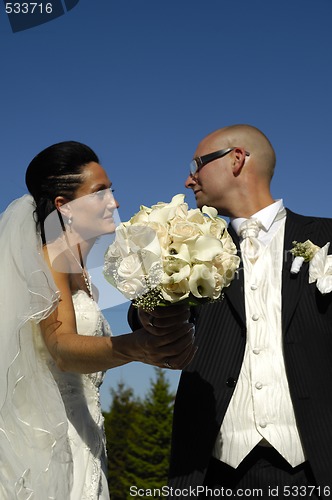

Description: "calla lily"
190 236 224 262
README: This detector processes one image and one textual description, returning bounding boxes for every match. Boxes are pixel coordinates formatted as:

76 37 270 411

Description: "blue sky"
1 0 332 410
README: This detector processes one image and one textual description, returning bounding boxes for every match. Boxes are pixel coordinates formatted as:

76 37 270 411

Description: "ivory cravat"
238 218 263 262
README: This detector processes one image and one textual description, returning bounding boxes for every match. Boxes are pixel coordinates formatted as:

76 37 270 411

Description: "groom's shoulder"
286 208 332 245
286 208 332 225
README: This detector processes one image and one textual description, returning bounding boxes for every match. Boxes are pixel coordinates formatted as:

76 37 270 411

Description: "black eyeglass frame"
190 147 250 176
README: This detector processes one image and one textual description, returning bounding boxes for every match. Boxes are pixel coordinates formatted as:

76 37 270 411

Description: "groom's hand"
138 304 191 333
136 305 197 369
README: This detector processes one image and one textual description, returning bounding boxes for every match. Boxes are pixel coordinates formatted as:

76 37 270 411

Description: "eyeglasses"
189 147 250 177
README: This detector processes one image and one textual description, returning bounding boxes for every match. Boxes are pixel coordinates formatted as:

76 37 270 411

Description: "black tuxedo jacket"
166 210 332 494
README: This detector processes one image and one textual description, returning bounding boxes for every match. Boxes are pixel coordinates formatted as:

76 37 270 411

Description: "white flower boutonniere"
290 240 320 274
290 240 332 294
308 242 332 294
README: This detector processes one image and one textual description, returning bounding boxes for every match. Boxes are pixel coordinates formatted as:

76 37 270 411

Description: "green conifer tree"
103 381 142 500
126 368 175 497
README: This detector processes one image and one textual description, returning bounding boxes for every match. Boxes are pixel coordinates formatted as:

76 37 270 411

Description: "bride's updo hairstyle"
25 141 99 241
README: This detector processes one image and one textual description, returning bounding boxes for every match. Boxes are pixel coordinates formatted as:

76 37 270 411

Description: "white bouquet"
103 194 240 311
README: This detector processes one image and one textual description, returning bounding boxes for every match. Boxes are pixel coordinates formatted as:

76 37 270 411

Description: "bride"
0 141 195 499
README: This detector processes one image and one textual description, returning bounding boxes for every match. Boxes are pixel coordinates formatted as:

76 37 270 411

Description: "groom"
134 124 332 497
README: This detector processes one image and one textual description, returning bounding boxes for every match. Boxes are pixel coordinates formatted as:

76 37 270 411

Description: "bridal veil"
0 195 73 499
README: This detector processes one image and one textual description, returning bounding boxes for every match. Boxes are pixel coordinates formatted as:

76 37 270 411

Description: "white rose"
117 278 147 300
213 253 239 273
169 221 201 243
117 251 162 281
199 207 228 238
117 253 146 280
115 254 163 300
213 254 240 287
129 209 150 225
221 230 238 254
210 218 228 239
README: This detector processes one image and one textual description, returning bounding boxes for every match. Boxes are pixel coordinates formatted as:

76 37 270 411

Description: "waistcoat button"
226 377 237 388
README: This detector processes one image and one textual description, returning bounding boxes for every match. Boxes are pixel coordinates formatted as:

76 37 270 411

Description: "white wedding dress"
35 290 111 500
0 196 111 499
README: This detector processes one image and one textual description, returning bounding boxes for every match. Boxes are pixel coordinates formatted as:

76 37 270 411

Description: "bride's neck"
77 238 95 264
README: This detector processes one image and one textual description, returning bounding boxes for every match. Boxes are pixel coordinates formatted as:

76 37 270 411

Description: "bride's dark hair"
25 141 99 240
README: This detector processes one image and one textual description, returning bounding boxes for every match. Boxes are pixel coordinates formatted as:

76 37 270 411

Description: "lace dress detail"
46 290 111 500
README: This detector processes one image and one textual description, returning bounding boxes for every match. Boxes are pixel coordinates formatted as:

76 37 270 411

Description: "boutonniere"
290 240 320 274
290 240 332 294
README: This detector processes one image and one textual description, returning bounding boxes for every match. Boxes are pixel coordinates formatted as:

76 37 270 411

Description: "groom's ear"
232 148 247 177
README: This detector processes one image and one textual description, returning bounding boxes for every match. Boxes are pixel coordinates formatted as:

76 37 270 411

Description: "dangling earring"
68 217 73 232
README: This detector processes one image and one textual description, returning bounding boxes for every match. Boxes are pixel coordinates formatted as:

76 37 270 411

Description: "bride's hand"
132 322 197 370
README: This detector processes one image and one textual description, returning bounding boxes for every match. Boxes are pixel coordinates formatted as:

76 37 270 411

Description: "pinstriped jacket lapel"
282 209 318 334
224 225 246 325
